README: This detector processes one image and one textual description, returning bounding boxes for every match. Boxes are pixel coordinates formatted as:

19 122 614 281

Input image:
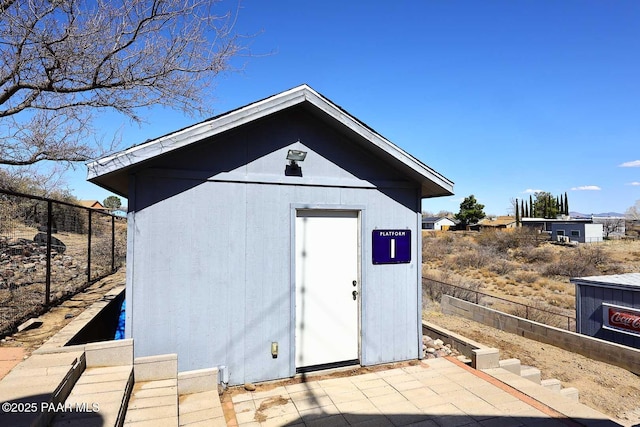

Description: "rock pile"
0 236 79 291
422 335 459 359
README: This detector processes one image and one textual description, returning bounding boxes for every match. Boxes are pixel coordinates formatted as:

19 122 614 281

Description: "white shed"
422 217 456 231
87 85 454 385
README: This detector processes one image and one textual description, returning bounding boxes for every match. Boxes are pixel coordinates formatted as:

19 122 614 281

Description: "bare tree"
600 218 625 239
626 200 640 221
0 0 245 167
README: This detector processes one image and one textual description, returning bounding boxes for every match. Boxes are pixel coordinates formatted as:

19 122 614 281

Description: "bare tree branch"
0 0 247 166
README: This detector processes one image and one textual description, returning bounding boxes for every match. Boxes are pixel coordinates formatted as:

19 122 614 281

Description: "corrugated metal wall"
125 107 423 384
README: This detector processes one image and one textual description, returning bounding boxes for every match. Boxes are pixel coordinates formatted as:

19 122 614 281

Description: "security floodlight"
286 149 307 164
285 149 306 177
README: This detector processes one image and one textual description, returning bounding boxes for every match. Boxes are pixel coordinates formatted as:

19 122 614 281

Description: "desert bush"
488 259 517 275
576 245 608 266
541 244 612 278
422 271 481 303
451 243 496 269
513 270 539 284
515 245 555 263
475 227 542 254
422 233 455 261
542 257 598 278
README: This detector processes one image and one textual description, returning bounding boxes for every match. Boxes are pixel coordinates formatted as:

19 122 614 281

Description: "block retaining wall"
441 294 640 375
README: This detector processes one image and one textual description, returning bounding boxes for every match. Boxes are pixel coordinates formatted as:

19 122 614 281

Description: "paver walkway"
0 347 25 379
229 358 620 427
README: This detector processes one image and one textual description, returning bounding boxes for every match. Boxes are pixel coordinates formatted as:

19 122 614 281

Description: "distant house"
551 222 603 243
479 216 517 230
521 217 591 234
422 216 456 231
79 200 106 211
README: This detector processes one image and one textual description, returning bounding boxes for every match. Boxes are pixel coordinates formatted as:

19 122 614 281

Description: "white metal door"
295 210 359 370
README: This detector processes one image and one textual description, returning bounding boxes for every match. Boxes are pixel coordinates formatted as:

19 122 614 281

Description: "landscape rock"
422 335 458 359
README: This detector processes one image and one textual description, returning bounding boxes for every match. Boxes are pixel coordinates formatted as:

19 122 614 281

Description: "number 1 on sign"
390 238 396 259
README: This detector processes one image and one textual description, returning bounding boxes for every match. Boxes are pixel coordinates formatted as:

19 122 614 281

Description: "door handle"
352 290 358 300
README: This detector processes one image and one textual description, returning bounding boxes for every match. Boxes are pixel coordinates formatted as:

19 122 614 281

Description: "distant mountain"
569 211 625 218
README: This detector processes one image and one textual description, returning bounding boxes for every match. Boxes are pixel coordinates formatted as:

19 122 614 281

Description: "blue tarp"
115 300 126 340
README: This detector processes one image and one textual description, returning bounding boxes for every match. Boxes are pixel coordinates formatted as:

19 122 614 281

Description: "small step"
124 378 179 426
498 358 521 376
178 368 224 426
560 387 580 401
541 378 561 392
52 365 133 426
179 390 225 426
123 353 179 426
520 366 541 384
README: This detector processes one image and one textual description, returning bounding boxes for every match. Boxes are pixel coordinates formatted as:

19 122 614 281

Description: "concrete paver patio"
228 358 620 427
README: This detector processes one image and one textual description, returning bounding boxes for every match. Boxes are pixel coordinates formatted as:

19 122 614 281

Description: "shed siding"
577 283 640 348
127 108 422 384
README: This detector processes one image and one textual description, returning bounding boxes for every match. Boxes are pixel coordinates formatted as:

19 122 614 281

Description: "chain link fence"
0 189 126 336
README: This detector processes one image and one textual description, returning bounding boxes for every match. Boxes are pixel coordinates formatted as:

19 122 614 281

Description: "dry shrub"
542 245 609 278
488 259 517 275
475 227 542 254
513 270 538 284
422 233 455 262
422 271 481 303
543 259 598 278
515 245 555 263
453 245 494 269
577 245 608 266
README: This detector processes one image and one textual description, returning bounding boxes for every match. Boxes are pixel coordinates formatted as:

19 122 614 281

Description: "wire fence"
422 277 577 332
0 189 126 336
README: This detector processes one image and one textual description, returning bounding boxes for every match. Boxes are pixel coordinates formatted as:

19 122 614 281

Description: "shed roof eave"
87 84 454 198
86 88 308 180
570 273 640 290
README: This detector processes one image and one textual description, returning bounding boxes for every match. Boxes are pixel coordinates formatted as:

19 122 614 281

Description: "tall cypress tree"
515 198 520 225
530 195 534 217
564 192 569 215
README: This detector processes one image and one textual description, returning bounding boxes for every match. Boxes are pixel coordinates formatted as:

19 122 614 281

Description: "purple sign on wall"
372 230 411 264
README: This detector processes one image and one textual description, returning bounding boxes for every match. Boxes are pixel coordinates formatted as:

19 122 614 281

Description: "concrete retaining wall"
441 294 640 375
422 321 489 360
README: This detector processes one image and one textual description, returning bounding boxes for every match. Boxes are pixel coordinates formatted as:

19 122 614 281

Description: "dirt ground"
0 268 126 355
424 307 640 427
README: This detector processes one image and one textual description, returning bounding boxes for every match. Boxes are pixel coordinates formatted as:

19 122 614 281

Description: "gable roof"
422 217 456 224
79 200 105 209
87 84 454 198
479 216 517 227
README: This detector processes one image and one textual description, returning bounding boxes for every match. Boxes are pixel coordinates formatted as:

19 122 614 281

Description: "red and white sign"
603 303 640 337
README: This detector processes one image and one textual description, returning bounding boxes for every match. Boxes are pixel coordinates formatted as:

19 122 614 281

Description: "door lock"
352 280 357 287
352 290 358 300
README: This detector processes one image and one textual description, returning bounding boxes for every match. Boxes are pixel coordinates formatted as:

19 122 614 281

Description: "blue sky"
69 0 640 215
